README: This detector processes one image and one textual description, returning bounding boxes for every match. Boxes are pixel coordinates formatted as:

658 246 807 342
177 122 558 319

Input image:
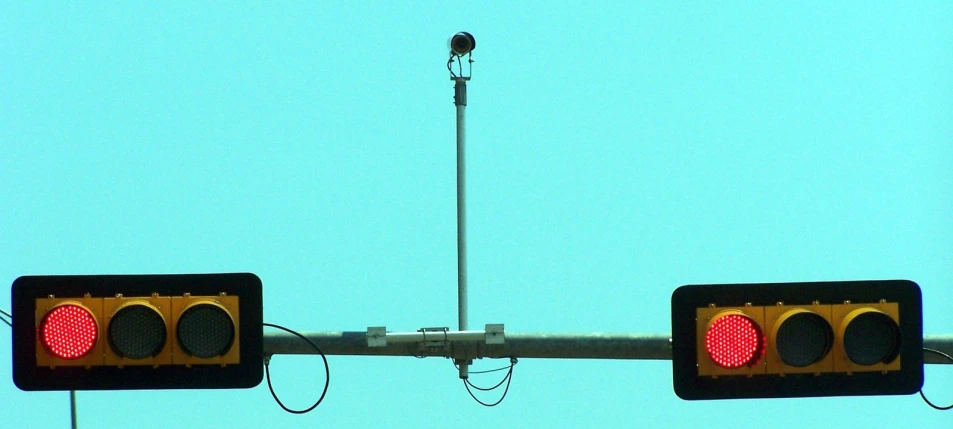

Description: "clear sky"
2 2 952 428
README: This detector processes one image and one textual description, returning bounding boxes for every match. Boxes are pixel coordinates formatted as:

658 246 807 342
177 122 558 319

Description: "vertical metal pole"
70 390 77 429
454 77 469 379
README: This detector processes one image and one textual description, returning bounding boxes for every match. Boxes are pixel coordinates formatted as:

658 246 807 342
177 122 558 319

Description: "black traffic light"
671 280 923 400
11 273 263 391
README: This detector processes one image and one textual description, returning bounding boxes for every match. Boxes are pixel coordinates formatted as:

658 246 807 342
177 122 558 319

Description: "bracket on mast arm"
365 324 505 348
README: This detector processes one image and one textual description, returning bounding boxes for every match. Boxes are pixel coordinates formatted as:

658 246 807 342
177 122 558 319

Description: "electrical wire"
465 372 510 392
447 53 457 78
462 357 517 407
469 365 512 374
920 347 953 411
0 308 12 328
262 323 330 414
453 361 514 374
447 52 474 79
408 344 427 359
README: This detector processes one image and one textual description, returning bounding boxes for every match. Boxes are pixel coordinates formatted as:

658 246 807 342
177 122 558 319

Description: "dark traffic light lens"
177 302 235 358
842 310 901 365
40 304 99 360
108 303 167 359
775 311 833 367
705 312 765 369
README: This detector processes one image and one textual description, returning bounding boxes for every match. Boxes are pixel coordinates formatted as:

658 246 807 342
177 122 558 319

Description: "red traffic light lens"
705 313 765 369
40 304 99 360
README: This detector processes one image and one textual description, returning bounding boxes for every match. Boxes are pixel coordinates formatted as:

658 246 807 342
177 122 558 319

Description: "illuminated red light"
705 313 765 369
40 304 99 360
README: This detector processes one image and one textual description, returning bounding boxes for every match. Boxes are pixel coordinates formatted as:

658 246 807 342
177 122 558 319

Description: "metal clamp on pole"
367 327 387 347
485 323 504 345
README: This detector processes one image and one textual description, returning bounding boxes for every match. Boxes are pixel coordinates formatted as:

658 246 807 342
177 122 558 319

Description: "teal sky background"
3 2 952 427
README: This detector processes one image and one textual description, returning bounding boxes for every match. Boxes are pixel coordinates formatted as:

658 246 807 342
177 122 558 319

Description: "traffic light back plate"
671 280 923 400
11 273 263 391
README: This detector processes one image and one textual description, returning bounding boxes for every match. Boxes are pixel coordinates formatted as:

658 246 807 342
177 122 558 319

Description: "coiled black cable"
920 348 953 411
462 357 517 407
263 323 330 414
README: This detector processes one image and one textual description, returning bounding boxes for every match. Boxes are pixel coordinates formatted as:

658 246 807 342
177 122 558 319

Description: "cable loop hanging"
263 323 331 414
462 357 518 407
920 348 953 411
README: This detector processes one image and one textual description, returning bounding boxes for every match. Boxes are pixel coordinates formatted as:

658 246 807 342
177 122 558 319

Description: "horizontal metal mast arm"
924 335 953 364
262 332 953 364
484 333 672 360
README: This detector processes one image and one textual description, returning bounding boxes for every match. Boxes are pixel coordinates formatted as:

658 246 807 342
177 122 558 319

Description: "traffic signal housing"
671 280 922 400
12 273 263 391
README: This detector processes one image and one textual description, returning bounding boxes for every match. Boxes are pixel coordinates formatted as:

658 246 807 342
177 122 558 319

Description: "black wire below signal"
453 361 514 375
463 357 517 407
466 373 510 392
0 308 12 328
263 323 330 414
920 348 953 411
